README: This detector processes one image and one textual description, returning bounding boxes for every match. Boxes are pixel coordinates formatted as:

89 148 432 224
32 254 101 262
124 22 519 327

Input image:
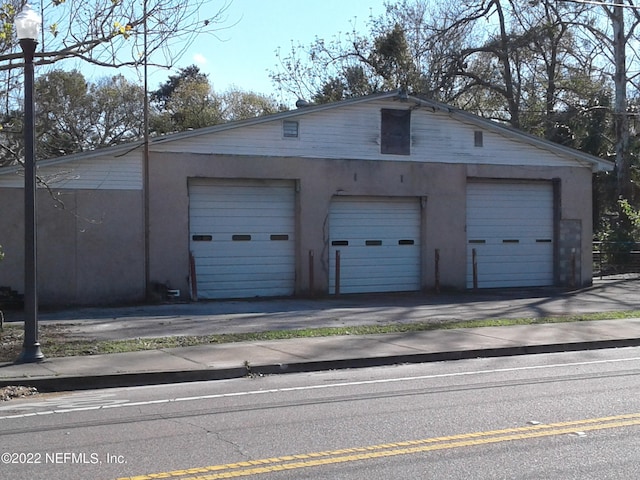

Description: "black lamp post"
16 3 43 363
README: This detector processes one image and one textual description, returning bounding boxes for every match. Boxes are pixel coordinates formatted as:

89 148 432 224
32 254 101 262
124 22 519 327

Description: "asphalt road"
1 347 640 479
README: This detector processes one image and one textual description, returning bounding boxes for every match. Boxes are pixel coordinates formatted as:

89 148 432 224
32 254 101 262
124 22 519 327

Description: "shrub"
596 199 640 268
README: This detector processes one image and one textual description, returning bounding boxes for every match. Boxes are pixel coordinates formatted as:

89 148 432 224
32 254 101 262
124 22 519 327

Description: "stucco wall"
0 188 145 306
149 152 594 297
0 153 593 307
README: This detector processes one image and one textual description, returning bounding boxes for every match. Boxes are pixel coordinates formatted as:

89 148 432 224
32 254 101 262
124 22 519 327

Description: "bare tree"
0 0 231 166
0 0 231 71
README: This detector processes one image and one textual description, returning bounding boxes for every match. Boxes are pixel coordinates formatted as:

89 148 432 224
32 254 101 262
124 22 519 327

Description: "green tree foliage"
0 65 283 165
150 65 284 134
34 69 91 157
154 76 222 133
88 75 146 145
220 88 285 122
150 65 222 134
151 65 210 111
0 69 145 166
32 69 144 159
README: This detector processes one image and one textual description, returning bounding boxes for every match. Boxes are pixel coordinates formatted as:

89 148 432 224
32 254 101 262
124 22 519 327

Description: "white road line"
2 355 640 420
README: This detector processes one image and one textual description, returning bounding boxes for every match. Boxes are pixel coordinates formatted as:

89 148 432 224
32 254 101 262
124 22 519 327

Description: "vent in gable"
474 131 484 147
283 120 299 138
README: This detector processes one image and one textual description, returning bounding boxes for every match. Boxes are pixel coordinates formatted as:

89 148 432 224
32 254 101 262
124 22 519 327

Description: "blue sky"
155 0 389 105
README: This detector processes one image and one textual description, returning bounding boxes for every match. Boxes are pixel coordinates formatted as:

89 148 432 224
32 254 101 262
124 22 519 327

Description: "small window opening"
365 240 383 246
192 234 213 242
232 234 252 241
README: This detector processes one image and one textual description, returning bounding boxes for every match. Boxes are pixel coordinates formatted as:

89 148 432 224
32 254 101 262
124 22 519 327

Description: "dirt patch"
0 326 23 361
0 324 80 362
0 385 38 401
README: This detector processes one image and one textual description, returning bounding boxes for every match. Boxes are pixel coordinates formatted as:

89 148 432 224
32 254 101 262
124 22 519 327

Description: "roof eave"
406 95 614 173
0 141 145 176
150 90 402 145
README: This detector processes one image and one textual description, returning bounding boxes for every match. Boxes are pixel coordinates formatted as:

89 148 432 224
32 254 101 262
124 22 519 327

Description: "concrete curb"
3 337 640 393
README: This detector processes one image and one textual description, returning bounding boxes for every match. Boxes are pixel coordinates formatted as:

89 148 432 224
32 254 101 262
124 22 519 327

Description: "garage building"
0 91 613 306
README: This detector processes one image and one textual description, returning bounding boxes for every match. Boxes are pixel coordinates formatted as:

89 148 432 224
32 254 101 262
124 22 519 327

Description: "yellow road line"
117 412 640 480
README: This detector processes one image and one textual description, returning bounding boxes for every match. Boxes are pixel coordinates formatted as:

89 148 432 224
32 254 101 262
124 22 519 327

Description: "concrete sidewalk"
2 318 640 392
2 278 640 392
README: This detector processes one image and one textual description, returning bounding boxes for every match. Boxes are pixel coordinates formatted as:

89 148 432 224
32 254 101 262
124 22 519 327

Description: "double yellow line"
120 412 640 480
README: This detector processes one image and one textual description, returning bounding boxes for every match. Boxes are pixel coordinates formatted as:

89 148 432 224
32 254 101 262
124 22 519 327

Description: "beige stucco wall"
149 152 594 298
0 152 594 307
0 188 144 306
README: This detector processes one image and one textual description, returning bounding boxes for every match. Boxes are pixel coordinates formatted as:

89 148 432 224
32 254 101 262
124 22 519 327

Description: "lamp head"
15 4 41 41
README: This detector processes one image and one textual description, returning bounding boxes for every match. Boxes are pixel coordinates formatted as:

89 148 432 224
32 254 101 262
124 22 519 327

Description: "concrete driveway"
4 276 640 342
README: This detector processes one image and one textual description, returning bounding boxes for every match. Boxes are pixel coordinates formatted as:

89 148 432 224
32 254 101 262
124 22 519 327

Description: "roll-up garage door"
466 182 554 288
329 196 421 294
189 179 296 299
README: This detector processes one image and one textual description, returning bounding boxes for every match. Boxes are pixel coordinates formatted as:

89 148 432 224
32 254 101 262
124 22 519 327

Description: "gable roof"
0 90 613 175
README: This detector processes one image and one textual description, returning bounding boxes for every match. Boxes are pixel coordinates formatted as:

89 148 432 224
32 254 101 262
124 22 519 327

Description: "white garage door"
329 197 421 294
189 179 295 299
466 182 554 288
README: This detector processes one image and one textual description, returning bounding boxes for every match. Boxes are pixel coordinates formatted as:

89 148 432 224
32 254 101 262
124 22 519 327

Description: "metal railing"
593 241 640 278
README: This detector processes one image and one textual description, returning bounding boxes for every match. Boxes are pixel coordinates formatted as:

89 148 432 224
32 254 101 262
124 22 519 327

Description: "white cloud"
193 53 207 65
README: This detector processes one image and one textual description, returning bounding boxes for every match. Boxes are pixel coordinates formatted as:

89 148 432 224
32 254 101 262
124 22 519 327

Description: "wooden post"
335 250 341 296
571 249 576 289
472 248 478 290
435 249 440 294
189 251 198 302
308 250 315 296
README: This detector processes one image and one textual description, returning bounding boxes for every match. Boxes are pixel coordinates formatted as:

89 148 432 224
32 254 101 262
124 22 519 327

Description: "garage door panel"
189 179 295 299
329 196 421 294
197 280 293 299
191 215 291 228
338 258 420 271
469 216 552 226
198 268 294 281
195 257 295 269
191 207 294 219
472 260 552 275
337 282 418 294
472 255 553 268
337 252 419 264
467 182 554 288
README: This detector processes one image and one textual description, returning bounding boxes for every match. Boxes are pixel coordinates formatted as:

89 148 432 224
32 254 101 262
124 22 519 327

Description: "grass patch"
2 309 640 362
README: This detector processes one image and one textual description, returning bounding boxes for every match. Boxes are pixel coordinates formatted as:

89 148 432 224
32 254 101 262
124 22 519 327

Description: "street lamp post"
15 4 43 363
